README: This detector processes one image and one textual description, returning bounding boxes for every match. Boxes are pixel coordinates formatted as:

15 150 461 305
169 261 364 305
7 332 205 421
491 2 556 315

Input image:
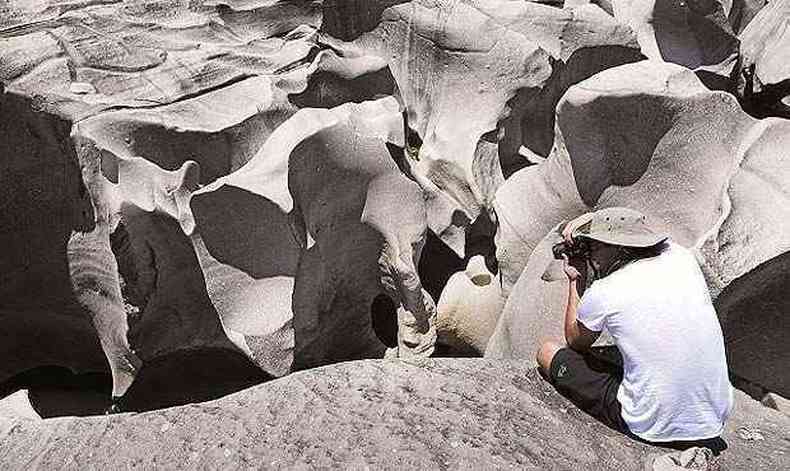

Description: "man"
536 207 733 449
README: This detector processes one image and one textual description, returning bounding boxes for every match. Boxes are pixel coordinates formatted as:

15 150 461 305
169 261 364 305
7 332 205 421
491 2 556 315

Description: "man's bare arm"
562 256 600 351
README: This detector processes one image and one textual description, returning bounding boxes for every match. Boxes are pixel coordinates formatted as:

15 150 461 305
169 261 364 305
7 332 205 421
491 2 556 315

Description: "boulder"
347 0 642 254
436 255 505 355
736 0 790 118
486 61 790 399
0 359 786 469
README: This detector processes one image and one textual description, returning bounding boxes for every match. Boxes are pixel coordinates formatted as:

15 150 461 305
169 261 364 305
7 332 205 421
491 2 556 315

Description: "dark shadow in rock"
120 348 272 413
0 350 272 417
191 185 300 279
127 125 233 184
740 78 790 120
371 294 398 348
466 212 498 275
121 208 230 361
562 94 674 207
321 0 410 41
0 366 112 418
0 89 109 384
418 231 465 302
501 46 645 179
715 251 790 397
290 67 395 109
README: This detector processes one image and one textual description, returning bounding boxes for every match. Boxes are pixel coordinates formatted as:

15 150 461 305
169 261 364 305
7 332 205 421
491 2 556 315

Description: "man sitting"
536 207 733 450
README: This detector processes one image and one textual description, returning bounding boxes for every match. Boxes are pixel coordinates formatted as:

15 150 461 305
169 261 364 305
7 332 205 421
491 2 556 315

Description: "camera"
552 240 589 260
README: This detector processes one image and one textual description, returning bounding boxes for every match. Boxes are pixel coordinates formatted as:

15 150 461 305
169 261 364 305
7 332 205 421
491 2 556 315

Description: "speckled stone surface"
0 359 787 470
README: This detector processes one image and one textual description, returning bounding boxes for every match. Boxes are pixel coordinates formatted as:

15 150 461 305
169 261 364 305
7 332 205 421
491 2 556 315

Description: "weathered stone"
436 255 505 355
350 0 641 254
0 1 330 403
487 62 790 400
610 0 739 77
0 391 40 421
762 393 790 418
0 359 786 469
189 96 436 370
728 0 766 34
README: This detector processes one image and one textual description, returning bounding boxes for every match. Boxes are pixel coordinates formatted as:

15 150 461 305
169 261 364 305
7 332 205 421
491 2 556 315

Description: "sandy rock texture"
487 60 790 399
0 359 787 470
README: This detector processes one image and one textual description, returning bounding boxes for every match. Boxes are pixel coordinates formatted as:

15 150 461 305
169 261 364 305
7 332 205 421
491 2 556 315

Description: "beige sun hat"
572 207 668 248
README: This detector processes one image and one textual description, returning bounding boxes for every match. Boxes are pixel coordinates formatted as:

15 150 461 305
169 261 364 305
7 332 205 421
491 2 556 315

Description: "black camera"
552 240 589 260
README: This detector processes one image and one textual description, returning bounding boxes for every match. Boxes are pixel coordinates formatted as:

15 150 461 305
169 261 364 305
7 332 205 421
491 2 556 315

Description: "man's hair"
618 240 669 263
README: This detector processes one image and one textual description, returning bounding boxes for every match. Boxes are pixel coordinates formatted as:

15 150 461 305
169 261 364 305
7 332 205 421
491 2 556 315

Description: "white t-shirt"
577 242 734 442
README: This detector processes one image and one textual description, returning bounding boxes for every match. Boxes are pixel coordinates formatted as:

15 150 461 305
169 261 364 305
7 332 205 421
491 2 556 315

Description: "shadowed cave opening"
0 349 272 418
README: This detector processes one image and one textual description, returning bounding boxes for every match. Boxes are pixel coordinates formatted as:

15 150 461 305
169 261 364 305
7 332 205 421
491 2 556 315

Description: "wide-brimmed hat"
573 207 668 248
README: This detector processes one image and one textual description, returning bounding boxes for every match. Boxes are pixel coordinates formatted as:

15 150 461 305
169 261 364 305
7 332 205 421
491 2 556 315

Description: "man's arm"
562 255 600 352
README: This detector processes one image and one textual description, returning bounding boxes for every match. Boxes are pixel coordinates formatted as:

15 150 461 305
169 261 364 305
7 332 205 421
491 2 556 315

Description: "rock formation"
190 96 436 369
0 359 786 469
487 60 790 399
0 0 348 404
341 0 643 254
609 0 739 81
436 255 504 355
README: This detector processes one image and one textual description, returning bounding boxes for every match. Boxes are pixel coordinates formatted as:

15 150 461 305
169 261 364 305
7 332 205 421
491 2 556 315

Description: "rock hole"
370 294 398 348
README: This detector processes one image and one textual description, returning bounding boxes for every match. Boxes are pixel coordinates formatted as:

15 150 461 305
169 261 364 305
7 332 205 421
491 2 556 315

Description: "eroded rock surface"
190 96 436 370
487 61 790 399
343 0 643 254
611 0 739 79
0 359 787 470
0 0 342 402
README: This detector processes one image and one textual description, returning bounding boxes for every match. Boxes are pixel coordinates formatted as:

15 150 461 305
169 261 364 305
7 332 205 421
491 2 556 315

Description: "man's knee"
536 340 564 374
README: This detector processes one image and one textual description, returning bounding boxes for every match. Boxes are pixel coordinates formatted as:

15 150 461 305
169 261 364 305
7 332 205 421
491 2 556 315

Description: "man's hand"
562 254 581 281
562 212 594 244
561 253 587 285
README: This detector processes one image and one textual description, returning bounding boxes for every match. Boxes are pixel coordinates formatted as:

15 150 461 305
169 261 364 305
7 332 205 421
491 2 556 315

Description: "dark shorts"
547 347 728 454
548 347 629 433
